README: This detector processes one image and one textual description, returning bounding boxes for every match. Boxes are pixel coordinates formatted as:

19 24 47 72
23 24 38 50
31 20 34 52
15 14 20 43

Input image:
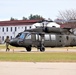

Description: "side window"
2 27 4 32
2 36 4 41
6 27 8 32
36 34 38 40
36 34 41 41
25 34 31 39
11 27 12 32
51 34 56 40
66 36 69 40
10 36 12 39
45 34 50 40
15 27 17 31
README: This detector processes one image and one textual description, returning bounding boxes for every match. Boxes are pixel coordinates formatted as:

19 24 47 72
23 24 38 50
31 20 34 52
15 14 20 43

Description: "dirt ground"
0 47 76 52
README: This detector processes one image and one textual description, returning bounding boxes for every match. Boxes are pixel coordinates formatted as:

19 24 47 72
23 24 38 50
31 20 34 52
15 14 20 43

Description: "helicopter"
9 20 76 52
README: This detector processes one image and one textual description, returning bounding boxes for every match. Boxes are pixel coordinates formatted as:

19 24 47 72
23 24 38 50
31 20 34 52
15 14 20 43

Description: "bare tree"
57 9 76 21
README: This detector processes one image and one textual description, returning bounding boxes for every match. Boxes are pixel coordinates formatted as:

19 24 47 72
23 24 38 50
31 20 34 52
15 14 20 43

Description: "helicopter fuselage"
9 31 76 52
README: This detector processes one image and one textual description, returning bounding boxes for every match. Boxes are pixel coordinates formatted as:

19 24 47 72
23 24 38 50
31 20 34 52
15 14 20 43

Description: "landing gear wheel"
40 47 45 52
26 46 31 52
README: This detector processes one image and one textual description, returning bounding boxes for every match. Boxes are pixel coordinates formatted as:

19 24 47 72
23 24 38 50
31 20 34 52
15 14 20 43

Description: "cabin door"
50 34 57 47
31 34 41 46
44 34 51 46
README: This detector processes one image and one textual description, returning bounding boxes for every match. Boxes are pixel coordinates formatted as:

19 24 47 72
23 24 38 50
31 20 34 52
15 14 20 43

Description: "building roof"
60 22 76 28
0 20 41 26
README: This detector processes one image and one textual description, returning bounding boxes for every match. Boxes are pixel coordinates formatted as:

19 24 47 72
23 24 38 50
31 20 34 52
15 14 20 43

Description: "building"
0 20 40 43
60 21 76 28
59 20 76 35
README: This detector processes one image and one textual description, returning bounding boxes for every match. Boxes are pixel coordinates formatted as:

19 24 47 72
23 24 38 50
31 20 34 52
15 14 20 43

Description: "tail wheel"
26 46 31 52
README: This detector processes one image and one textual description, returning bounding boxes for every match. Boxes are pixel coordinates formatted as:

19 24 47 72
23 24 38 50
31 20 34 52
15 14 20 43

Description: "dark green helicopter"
9 20 76 52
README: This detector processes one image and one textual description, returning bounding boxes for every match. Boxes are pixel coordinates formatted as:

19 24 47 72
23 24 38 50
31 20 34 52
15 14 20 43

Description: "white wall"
0 25 31 43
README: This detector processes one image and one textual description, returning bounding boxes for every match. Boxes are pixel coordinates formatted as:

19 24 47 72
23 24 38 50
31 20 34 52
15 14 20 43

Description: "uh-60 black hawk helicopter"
9 20 76 52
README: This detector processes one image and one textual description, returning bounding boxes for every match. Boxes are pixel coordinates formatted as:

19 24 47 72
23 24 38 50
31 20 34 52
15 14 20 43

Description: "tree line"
10 9 76 23
10 14 45 21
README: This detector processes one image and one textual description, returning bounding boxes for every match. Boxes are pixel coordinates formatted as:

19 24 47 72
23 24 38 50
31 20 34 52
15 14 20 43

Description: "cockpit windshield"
16 33 27 39
16 32 31 39
16 33 22 38
19 33 25 39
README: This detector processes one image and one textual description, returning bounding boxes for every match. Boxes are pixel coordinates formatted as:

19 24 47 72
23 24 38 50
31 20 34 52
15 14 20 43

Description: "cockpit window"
16 32 31 39
25 34 31 39
19 33 25 39
16 33 25 39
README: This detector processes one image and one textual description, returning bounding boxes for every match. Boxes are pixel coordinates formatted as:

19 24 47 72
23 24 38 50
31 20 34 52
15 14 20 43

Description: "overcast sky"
0 0 76 21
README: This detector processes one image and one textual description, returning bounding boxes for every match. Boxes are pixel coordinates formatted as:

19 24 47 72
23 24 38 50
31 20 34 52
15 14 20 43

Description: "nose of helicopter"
9 39 18 46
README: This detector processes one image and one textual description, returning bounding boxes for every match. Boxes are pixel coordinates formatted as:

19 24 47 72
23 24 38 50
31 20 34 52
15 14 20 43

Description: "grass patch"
0 44 24 49
0 52 76 62
0 44 6 49
0 44 76 62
